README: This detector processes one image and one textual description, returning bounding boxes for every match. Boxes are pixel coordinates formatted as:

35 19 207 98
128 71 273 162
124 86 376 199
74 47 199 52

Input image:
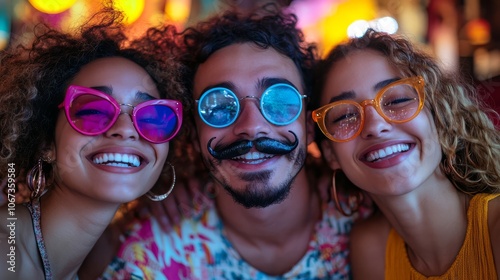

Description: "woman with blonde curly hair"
311 29 500 279
0 8 189 279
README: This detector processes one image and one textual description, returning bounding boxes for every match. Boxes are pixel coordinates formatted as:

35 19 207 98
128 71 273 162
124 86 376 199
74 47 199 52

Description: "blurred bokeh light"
28 0 77 14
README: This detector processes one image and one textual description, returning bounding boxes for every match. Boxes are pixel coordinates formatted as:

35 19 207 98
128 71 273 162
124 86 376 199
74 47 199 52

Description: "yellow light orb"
165 0 191 24
113 0 145 25
28 0 77 14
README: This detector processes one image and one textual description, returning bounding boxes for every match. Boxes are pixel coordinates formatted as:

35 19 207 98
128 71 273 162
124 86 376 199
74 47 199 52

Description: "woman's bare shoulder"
488 195 500 273
350 211 390 280
0 203 42 277
488 194 500 235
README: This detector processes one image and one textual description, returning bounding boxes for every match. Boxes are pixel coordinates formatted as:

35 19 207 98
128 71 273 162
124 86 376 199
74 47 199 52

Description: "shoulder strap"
25 199 52 280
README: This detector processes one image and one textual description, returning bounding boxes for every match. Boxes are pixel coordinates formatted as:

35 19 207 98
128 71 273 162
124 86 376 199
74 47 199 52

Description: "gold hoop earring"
331 169 363 216
27 158 48 200
146 163 176 201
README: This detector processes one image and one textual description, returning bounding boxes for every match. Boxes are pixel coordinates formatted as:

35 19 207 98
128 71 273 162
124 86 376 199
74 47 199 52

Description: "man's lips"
232 151 274 164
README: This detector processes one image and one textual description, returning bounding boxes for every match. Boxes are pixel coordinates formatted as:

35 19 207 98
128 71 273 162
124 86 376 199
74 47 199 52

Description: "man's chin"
224 184 291 208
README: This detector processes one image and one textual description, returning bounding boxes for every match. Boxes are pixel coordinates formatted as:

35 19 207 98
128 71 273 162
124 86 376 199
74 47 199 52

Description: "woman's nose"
105 110 140 141
359 106 392 139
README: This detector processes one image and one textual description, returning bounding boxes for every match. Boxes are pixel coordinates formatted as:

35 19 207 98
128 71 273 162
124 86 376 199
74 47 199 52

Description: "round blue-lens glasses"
197 83 305 128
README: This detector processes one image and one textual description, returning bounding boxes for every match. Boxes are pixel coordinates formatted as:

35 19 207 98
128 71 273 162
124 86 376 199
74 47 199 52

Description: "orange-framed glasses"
312 76 425 142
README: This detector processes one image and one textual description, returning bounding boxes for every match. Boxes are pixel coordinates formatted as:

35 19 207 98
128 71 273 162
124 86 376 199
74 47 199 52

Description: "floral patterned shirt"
100 200 369 280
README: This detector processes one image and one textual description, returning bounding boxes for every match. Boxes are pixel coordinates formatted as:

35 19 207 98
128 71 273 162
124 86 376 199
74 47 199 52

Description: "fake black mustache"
207 131 298 160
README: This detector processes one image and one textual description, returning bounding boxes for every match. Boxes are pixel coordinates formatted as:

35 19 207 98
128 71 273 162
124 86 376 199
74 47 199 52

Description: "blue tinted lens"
261 83 303 125
198 88 239 128
136 105 178 142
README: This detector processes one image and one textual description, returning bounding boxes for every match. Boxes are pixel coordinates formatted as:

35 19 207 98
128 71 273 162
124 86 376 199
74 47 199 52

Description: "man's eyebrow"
258 77 298 92
328 77 401 103
199 82 236 96
198 78 299 98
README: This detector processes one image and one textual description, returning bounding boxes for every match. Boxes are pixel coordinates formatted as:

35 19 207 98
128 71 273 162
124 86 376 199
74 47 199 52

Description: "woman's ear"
43 142 56 162
41 142 57 183
320 139 341 170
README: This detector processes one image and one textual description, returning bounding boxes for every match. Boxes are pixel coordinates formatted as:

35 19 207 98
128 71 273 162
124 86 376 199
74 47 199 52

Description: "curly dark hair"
180 6 318 107
312 29 500 194
0 8 190 180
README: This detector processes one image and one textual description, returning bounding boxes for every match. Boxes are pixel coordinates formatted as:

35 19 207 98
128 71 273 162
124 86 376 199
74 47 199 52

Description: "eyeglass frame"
58 85 183 143
312 76 425 142
196 83 307 128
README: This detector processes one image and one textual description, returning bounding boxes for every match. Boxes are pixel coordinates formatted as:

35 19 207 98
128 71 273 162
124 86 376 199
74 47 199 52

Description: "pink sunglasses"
58 85 183 143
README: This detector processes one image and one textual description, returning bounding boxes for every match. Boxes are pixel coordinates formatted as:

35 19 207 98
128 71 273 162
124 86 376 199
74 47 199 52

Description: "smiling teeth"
366 144 410 162
233 152 273 164
93 153 140 167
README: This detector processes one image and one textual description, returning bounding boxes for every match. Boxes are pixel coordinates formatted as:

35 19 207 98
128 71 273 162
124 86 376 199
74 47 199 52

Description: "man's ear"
320 139 341 170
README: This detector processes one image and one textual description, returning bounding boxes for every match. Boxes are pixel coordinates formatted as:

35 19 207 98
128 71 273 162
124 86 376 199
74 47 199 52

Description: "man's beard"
203 142 306 208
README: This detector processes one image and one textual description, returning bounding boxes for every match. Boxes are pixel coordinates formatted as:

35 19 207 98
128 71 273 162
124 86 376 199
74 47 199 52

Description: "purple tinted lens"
135 105 178 142
70 94 116 135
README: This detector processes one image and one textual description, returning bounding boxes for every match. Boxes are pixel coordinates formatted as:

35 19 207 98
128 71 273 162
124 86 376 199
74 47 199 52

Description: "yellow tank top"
385 193 499 280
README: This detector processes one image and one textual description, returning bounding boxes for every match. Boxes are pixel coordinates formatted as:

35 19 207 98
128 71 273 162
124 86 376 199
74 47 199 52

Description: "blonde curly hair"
0 8 191 182
312 29 500 194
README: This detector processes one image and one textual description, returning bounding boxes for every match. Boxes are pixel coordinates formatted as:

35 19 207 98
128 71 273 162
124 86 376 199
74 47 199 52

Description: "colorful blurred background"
0 0 499 83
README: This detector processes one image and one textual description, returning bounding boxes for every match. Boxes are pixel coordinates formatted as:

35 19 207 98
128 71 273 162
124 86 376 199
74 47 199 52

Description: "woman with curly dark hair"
312 29 500 279
0 8 189 279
